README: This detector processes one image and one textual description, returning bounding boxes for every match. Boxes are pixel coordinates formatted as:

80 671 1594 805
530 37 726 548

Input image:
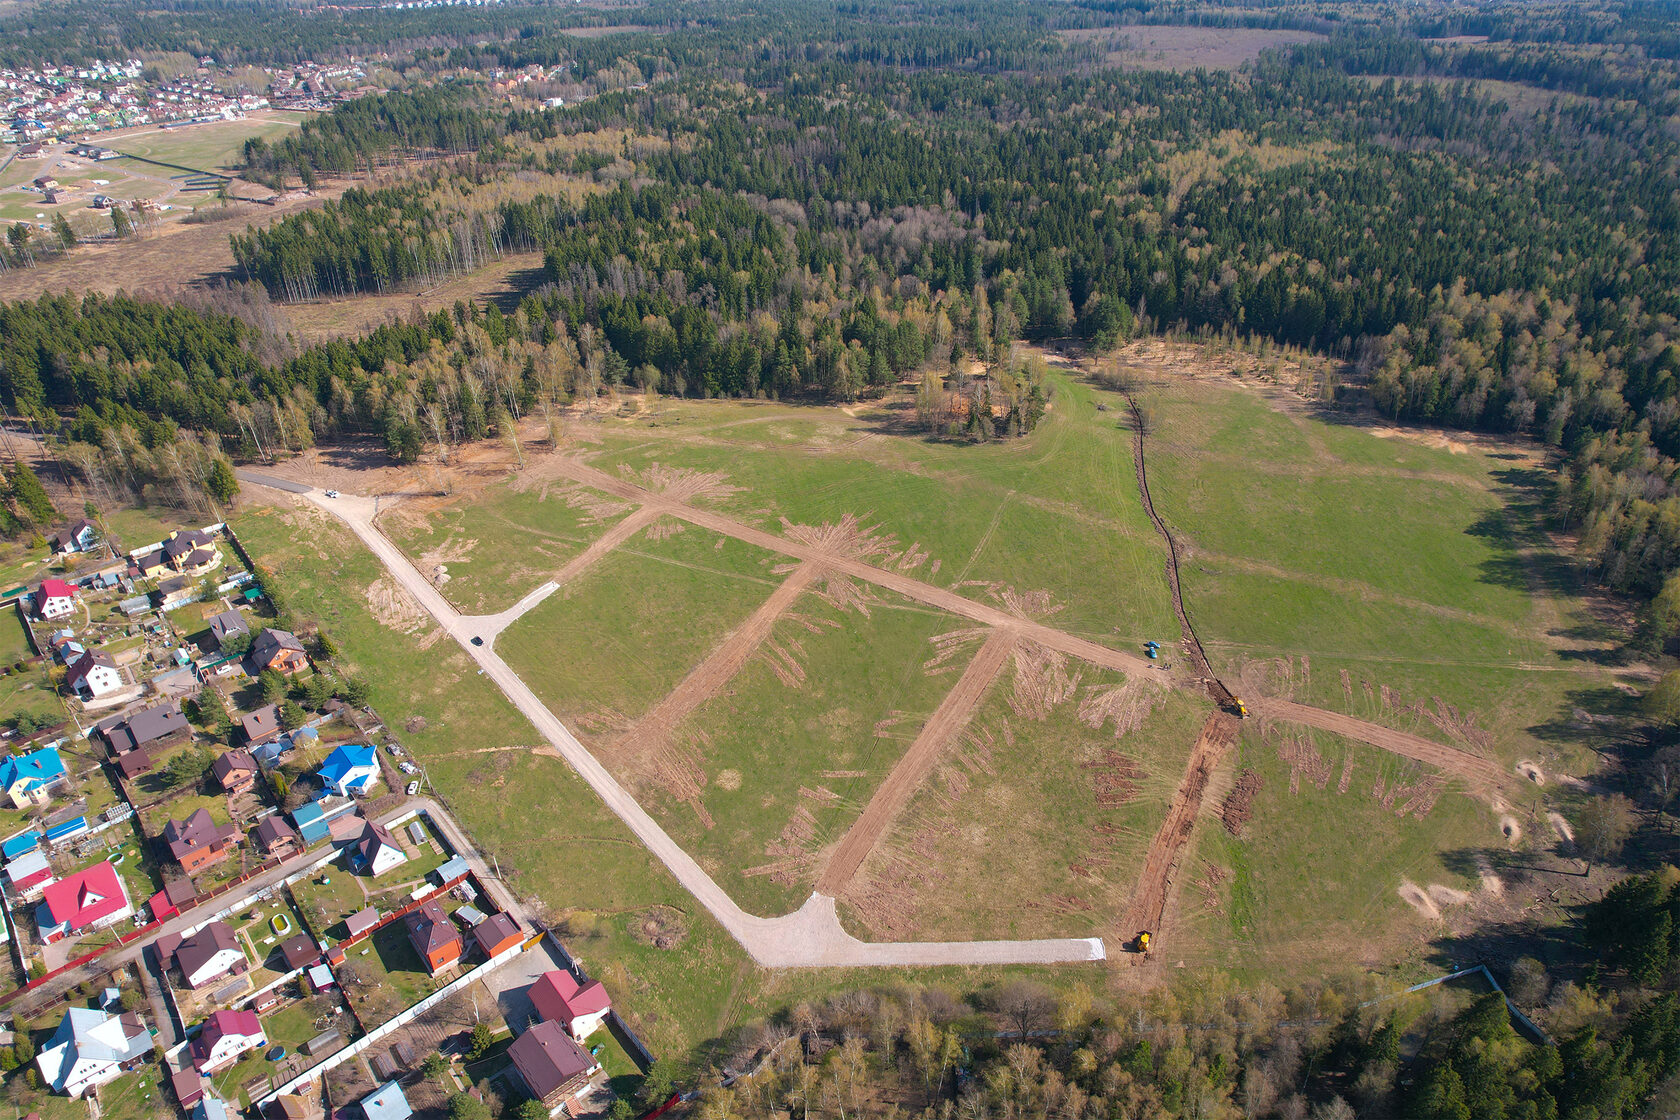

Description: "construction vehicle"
1233 698 1248 718
1130 931 1152 954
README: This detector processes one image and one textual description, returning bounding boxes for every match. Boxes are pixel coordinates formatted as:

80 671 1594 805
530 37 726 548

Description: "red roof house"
35 862 133 943
530 969 611 1041
190 1009 266 1073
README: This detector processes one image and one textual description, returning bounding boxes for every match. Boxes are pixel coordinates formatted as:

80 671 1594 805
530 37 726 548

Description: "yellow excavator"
1131 931 1152 955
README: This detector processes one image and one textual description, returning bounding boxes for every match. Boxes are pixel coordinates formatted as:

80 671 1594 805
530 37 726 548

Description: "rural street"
238 473 1107 968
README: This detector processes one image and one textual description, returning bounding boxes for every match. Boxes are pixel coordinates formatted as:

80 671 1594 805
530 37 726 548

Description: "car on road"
323 489 339 498
407 781 420 796
470 636 484 646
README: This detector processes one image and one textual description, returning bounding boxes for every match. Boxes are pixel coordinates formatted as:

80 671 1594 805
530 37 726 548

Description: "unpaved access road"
1252 698 1513 792
258 481 1104 969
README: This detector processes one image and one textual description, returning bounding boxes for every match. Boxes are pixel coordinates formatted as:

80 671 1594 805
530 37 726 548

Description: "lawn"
842 657 1207 942
100 114 304 173
0 663 66 732
0 605 37 662
497 516 783 748
338 917 448 1023
208 999 322 1108
289 868 371 941
657 584 980 918
101 505 198 554
377 476 636 615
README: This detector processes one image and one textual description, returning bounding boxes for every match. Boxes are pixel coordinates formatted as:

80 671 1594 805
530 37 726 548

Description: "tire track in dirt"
552 506 660 586
1124 711 1240 938
1252 698 1513 791
608 560 820 788
818 627 1018 895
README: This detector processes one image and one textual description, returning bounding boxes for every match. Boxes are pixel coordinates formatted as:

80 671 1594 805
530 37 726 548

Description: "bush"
447 1094 490 1120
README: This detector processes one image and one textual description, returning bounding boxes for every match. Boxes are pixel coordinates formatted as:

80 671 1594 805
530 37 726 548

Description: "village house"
49 520 100 555
98 701 189 777
253 814 301 859
404 899 463 975
189 1009 265 1072
0 746 68 808
530 969 612 1042
206 608 248 650
246 628 308 675
507 1020 599 1111
34 578 78 621
170 921 247 989
5 849 56 899
163 808 238 873
473 912 524 960
318 743 379 797
35 862 132 942
278 933 319 971
36 1007 153 1097
351 821 407 876
66 649 122 699
162 529 219 577
240 703 282 746
211 749 258 795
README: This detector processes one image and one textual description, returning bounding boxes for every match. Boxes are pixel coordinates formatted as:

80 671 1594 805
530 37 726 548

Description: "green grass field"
0 605 39 663
378 477 635 615
100 114 304 173
843 658 1207 942
498 517 782 747
660 584 978 918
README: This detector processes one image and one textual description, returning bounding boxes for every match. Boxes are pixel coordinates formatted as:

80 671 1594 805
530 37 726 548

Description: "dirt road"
818 628 1017 895
264 482 1105 968
1124 712 1240 938
468 506 661 638
1253 698 1513 791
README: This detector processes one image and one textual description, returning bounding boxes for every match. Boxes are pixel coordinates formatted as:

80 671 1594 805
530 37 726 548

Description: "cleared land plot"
102 114 305 173
576 371 1177 645
1188 725 1496 975
1056 25 1328 70
497 516 782 747
1138 371 1618 775
653 583 980 918
841 651 1207 942
379 475 635 615
102 505 198 552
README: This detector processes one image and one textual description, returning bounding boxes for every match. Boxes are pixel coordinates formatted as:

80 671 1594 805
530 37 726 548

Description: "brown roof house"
246 629 308 676
403 900 463 976
163 809 239 874
172 921 247 989
98 702 189 777
210 750 258 795
240 704 282 747
508 1021 599 1110
207 609 249 650
252 815 301 859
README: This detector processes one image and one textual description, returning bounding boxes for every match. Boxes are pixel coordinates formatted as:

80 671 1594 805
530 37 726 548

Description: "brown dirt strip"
818 627 1017 895
1124 711 1240 938
607 560 819 778
1253 698 1513 791
551 506 660 586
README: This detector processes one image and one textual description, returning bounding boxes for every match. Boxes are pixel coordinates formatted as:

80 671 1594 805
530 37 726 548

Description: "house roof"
193 1097 231 1120
356 821 400 864
279 933 319 970
250 628 305 665
359 1081 412 1120
39 862 128 930
117 749 154 778
404 899 460 957
171 1067 207 1107
207 609 248 643
345 906 380 937
38 1007 152 1091
254 815 299 851
164 809 237 860
5 849 51 882
319 744 376 789
241 704 280 741
211 750 257 784
509 1020 595 1101
111 702 189 752
174 921 241 980
0 747 66 791
434 856 469 884
66 649 117 687
136 550 168 573
164 529 213 561
192 1008 260 1063
37 578 76 600
531 969 611 1024
474 913 522 955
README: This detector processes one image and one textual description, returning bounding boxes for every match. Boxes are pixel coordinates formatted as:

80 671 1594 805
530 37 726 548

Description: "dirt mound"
715 768 742 791
628 906 688 950
1428 884 1473 906
1124 712 1239 936
623 462 742 503
1221 769 1262 836
1549 811 1574 843
1517 760 1546 785
1083 749 1144 808
1500 815 1522 843
1398 880 1441 920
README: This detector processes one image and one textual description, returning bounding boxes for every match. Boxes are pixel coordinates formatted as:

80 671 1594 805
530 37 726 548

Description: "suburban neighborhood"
0 515 641 1120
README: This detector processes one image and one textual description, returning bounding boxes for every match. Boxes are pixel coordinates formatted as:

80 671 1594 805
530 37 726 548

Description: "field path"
1252 698 1511 791
608 560 819 780
818 628 1017 895
468 506 660 638
245 476 1104 968
1124 712 1240 939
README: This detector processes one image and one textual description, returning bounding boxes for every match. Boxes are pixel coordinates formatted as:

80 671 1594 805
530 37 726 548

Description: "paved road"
235 469 311 494
260 481 1105 968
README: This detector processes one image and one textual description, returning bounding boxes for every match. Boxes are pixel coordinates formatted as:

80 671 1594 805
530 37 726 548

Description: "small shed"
307 964 335 992
405 822 425 847
303 1029 341 1055
345 907 379 937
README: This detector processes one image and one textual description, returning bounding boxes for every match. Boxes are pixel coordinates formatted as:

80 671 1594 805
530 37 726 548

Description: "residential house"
35 1007 153 1097
146 877 198 921
240 704 282 746
4 850 55 899
351 821 406 876
473 913 523 960
173 921 246 989
404 899 463 975
35 862 132 942
318 743 378 797
206 608 248 650
163 529 218 577
49 521 100 555
246 628 308 676
359 1081 411 1120
530 969 611 1042
171 1067 209 1109
211 750 257 795
189 1009 265 1073
291 800 333 846
507 1021 599 1110
155 575 194 611
163 808 238 873
0 746 67 808
98 702 189 776
344 907 379 938
34 579 77 621
134 550 169 579
66 650 122 699
253 815 301 859
278 933 319 971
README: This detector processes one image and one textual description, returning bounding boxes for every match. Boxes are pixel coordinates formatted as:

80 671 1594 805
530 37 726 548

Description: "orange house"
404 899 464 975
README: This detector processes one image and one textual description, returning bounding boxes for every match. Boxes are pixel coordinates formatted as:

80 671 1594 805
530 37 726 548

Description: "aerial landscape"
0 0 1678 1116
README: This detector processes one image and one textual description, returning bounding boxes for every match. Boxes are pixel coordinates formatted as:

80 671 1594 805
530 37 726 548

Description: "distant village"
0 517 640 1120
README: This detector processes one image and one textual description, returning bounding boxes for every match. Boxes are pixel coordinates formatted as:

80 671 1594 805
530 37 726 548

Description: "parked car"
323 490 339 498
406 781 420 796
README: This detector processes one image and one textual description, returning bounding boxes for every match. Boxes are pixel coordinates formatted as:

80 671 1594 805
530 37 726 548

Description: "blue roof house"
318 744 379 798
360 1081 412 1120
1 831 40 861
291 802 331 846
0 747 68 809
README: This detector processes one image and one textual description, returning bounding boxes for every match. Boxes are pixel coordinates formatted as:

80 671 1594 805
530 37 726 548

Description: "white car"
406 781 420 796
324 489 340 498
399 761 418 775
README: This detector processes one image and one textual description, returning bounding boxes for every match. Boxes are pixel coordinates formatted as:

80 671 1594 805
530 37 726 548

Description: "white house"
50 521 101 555
189 1010 265 1073
351 821 408 877
36 1007 154 1097
172 922 246 989
66 650 122 699
34 579 78 621
317 743 378 797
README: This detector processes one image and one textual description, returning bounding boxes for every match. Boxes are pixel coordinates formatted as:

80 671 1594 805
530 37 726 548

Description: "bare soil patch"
1221 769 1262 836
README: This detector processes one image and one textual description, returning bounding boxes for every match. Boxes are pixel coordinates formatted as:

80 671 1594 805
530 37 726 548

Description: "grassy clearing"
101 114 304 173
378 475 633 615
1186 725 1498 978
574 371 1177 645
843 657 1208 942
102 505 197 553
658 585 976 918
0 606 37 662
498 517 781 746
0 664 64 731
